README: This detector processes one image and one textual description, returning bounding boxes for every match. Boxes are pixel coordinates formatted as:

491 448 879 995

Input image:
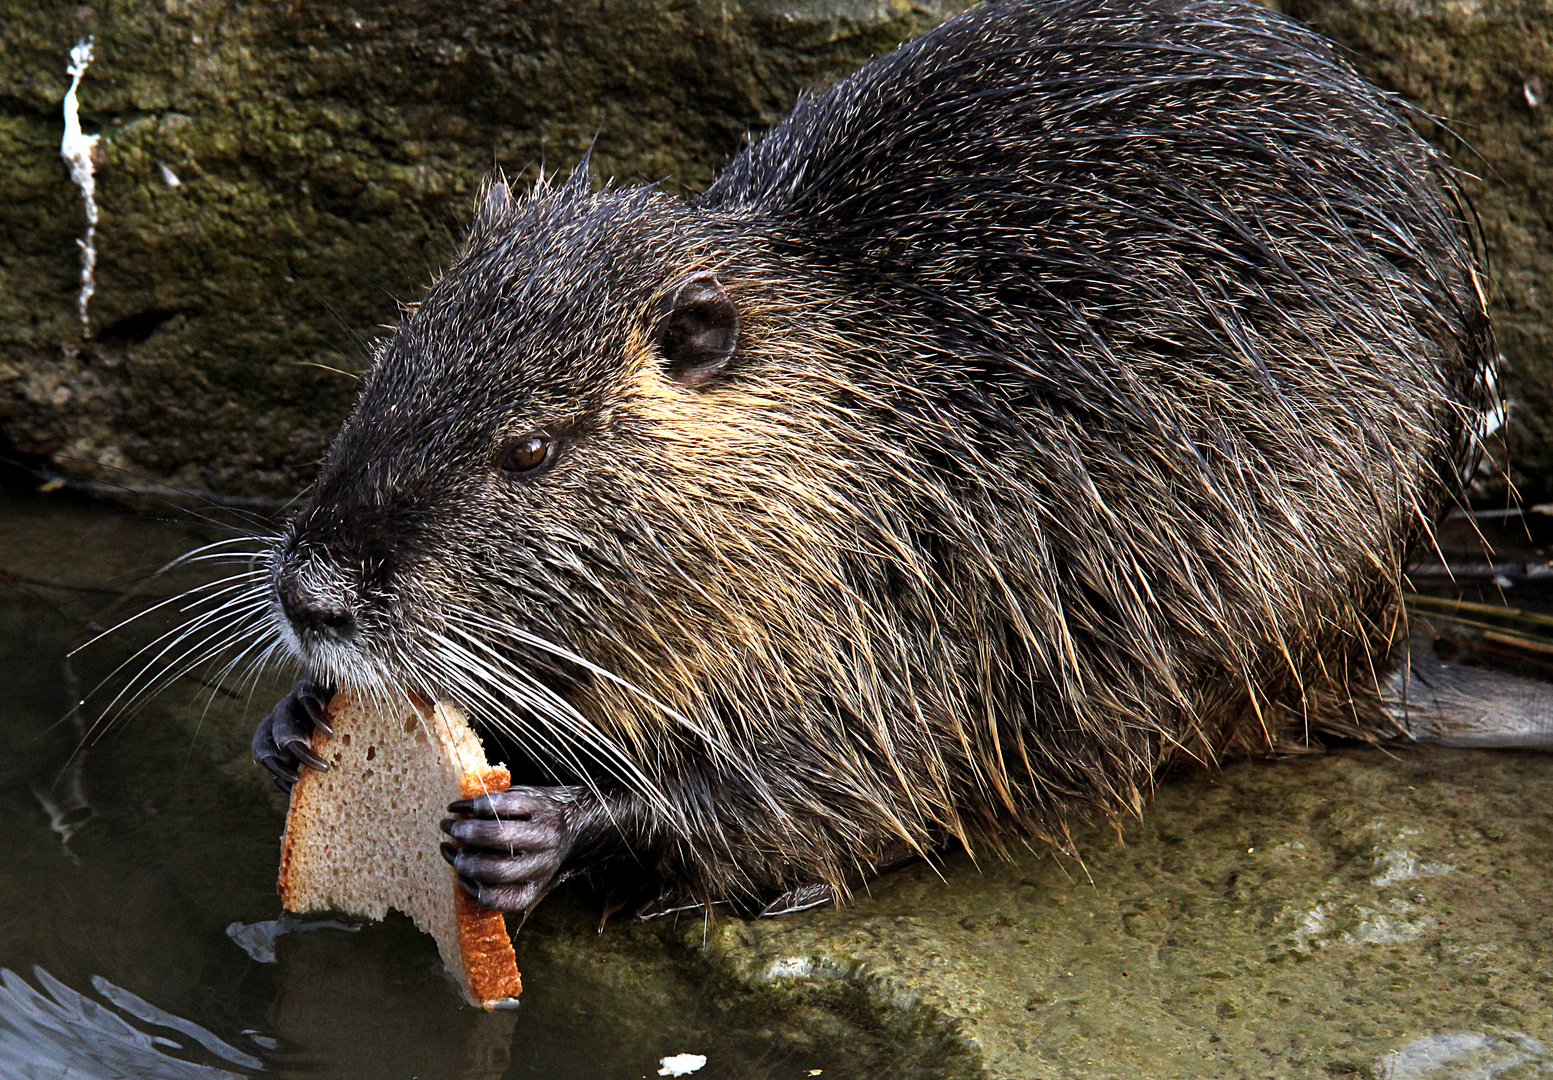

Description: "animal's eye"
498 431 554 476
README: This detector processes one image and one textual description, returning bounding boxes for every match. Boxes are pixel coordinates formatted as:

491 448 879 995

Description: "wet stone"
703 747 1553 1079
0 0 966 504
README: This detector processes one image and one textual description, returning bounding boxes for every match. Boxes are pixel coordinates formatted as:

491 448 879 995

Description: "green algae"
709 746 1553 1078
5 0 1550 502
0 1 964 499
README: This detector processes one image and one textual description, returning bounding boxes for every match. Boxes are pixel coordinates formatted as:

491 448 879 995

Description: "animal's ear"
475 178 511 232
656 272 738 388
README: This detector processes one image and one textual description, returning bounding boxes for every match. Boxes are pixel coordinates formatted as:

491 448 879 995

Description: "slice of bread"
278 691 523 1008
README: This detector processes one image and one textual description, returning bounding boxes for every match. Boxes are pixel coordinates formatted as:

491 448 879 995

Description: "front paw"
440 787 573 912
251 677 334 791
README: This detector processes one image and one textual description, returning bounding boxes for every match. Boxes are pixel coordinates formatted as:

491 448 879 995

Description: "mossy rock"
1 0 1549 502
0 0 964 501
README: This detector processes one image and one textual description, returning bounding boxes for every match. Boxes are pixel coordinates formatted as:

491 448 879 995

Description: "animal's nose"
279 583 356 641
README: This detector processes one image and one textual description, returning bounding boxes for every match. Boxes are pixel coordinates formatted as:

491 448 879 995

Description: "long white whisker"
158 535 275 573
200 613 288 703
417 629 688 829
411 649 596 779
448 603 695 726
239 640 292 709
444 607 767 789
189 622 295 738
171 550 272 567
69 569 270 658
79 578 272 711
182 628 295 765
95 536 272 620
87 596 273 736
419 629 617 764
133 608 277 724
73 603 275 775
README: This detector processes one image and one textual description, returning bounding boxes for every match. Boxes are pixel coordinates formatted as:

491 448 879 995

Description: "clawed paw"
251 677 335 791
440 787 572 912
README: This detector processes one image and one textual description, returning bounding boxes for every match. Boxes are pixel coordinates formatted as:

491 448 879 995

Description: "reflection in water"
31 657 97 862
225 916 360 965
1376 1031 1553 1079
0 966 263 1078
266 919 519 1080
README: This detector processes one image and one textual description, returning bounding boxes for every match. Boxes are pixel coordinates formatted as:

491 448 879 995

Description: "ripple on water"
0 966 263 1078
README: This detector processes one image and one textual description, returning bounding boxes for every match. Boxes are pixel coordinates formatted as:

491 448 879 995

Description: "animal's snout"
278 579 357 642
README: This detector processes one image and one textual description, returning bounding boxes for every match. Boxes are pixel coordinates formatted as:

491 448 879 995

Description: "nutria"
248 0 1491 916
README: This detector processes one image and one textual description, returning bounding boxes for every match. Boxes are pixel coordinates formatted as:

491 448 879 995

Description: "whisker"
160 535 274 566
185 623 297 750
410 649 589 775
94 604 274 730
61 600 273 779
84 595 273 740
119 611 276 735
69 568 270 658
417 630 614 768
444 606 760 782
416 629 689 830
75 576 272 708
448 604 688 719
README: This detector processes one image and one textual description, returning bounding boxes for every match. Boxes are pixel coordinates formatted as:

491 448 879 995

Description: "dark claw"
267 759 300 786
251 677 336 789
255 750 299 787
447 789 558 822
458 876 548 913
448 794 516 818
440 841 459 866
285 739 330 773
299 693 333 736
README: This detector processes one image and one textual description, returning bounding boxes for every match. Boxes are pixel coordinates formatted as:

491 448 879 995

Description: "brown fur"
246 0 1490 908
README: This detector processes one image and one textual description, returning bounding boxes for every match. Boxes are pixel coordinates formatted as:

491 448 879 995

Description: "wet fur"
260 0 1489 905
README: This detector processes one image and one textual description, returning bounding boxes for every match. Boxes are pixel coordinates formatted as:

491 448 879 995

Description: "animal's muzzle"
277 578 357 643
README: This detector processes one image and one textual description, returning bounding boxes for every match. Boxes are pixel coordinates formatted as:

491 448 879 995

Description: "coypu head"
265 170 880 811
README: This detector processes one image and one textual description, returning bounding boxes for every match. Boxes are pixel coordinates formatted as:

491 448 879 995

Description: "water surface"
0 487 964 1080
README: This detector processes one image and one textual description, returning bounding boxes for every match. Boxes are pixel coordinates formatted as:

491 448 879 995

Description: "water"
5 483 1547 1080
0 487 963 1080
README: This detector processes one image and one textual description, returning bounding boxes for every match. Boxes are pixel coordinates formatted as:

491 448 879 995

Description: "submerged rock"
704 746 1553 1078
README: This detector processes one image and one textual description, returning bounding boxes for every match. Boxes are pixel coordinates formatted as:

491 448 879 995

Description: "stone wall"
1281 0 1553 503
0 0 963 502
1 0 1548 503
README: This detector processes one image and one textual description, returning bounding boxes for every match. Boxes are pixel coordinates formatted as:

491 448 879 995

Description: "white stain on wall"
61 38 101 335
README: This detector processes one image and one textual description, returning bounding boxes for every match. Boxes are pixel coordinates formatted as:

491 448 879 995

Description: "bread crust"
278 691 523 1008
